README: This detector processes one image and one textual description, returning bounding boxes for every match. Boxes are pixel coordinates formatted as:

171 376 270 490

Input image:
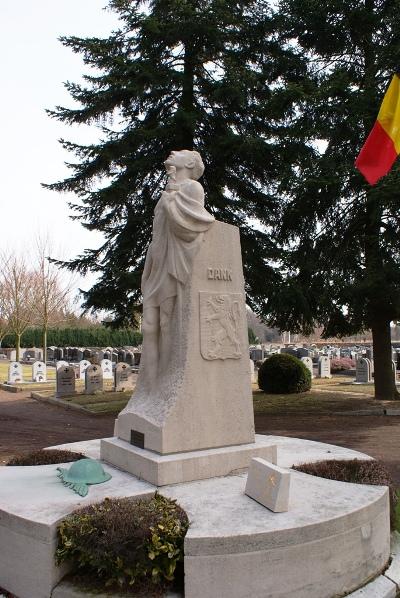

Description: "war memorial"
0 151 396 597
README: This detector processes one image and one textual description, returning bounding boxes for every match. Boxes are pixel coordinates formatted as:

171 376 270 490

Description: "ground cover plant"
293 459 398 529
56 494 189 594
258 354 311 394
7 449 86 466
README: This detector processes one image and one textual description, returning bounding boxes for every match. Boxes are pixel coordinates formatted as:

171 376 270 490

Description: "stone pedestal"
101 221 267 484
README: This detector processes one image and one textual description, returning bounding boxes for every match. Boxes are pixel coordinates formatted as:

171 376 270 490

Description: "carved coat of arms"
200 292 243 360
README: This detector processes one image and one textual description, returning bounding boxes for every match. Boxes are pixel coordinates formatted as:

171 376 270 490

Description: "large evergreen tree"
45 0 305 326
267 0 400 399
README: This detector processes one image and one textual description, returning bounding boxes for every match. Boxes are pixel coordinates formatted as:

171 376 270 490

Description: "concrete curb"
30 392 96 415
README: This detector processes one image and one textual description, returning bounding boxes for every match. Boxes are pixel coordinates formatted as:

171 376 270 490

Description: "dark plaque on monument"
131 430 145 449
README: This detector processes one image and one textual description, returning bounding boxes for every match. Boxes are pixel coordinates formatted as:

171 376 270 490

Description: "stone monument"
32 360 47 382
355 357 372 383
114 362 134 391
101 150 276 484
85 364 103 394
318 356 331 378
100 358 113 380
301 356 314 379
7 362 23 384
79 359 91 380
56 366 76 397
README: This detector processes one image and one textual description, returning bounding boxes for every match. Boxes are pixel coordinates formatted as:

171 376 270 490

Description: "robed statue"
139 150 215 388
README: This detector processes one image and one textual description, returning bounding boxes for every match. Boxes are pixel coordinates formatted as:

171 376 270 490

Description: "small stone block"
245 457 290 512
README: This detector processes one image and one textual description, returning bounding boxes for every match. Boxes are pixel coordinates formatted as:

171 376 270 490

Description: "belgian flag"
355 73 400 185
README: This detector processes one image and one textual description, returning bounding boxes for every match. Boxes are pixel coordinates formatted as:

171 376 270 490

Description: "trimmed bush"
293 459 397 529
56 494 189 593
7 449 86 466
258 353 311 393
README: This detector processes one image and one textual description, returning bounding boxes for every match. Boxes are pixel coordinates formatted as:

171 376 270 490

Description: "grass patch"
253 390 378 415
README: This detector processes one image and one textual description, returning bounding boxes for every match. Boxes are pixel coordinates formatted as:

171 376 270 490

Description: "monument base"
100 434 277 486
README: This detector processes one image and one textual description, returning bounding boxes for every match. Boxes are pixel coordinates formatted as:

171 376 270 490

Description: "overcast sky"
0 1 120 293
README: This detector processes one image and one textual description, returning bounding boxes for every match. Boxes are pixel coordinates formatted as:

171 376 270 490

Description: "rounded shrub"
7 449 86 466
258 353 311 393
293 459 397 529
56 493 189 594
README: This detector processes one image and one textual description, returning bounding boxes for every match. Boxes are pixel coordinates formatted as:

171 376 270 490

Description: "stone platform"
100 434 277 486
0 436 392 598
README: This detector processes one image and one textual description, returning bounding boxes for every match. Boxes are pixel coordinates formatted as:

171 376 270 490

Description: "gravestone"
301 357 314 379
79 359 91 380
393 360 397 385
318 356 331 378
355 358 372 383
77 349 84 362
114 362 134 391
101 358 113 379
32 361 47 382
56 360 69 370
281 348 297 357
249 359 257 384
133 352 141 366
297 348 310 358
56 366 76 397
250 348 263 362
8 362 23 384
85 364 104 394
245 457 291 513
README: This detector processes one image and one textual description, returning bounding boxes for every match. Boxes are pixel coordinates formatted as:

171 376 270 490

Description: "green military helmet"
57 458 112 497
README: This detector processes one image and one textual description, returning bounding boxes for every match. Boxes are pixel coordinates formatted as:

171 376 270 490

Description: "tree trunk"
371 316 399 400
15 334 21 362
42 327 47 365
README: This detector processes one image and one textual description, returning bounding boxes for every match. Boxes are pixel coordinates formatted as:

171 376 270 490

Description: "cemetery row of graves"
4 357 136 395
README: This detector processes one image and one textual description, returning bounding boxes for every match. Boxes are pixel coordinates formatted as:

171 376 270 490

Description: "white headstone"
32 360 47 382
56 366 76 397
100 358 113 380
249 358 258 384
79 359 91 380
56 360 69 370
8 362 23 384
318 356 331 378
85 364 104 394
355 358 372 383
301 356 314 379
245 457 291 512
114 362 134 392
393 360 397 385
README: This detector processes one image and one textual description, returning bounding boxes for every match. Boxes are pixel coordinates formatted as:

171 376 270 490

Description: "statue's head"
164 150 204 180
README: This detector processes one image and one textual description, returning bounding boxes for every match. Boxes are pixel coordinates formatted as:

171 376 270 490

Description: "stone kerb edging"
347 532 400 597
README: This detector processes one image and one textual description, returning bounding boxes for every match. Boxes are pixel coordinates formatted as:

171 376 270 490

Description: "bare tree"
31 237 75 362
0 282 10 346
0 253 35 361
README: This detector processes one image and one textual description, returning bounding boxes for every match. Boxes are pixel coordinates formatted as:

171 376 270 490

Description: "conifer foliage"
267 0 400 399
45 0 305 326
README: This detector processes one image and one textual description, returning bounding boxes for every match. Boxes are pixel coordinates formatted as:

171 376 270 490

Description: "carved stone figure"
140 150 214 388
110 150 255 456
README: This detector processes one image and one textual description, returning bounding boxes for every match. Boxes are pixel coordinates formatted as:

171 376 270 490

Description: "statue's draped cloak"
142 182 215 308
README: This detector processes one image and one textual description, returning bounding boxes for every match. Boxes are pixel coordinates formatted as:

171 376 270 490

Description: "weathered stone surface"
7 362 23 384
245 457 290 512
318 356 331 378
56 366 76 397
33 360 47 382
100 358 113 379
101 434 277 486
356 357 372 383
114 362 134 391
0 436 391 598
348 575 397 597
115 221 254 455
85 364 103 394
78 359 90 380
301 356 314 378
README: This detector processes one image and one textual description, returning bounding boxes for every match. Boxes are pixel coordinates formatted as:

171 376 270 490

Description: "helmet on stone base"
57 458 112 497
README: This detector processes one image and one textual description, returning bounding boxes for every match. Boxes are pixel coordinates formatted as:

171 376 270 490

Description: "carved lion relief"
200 292 243 360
